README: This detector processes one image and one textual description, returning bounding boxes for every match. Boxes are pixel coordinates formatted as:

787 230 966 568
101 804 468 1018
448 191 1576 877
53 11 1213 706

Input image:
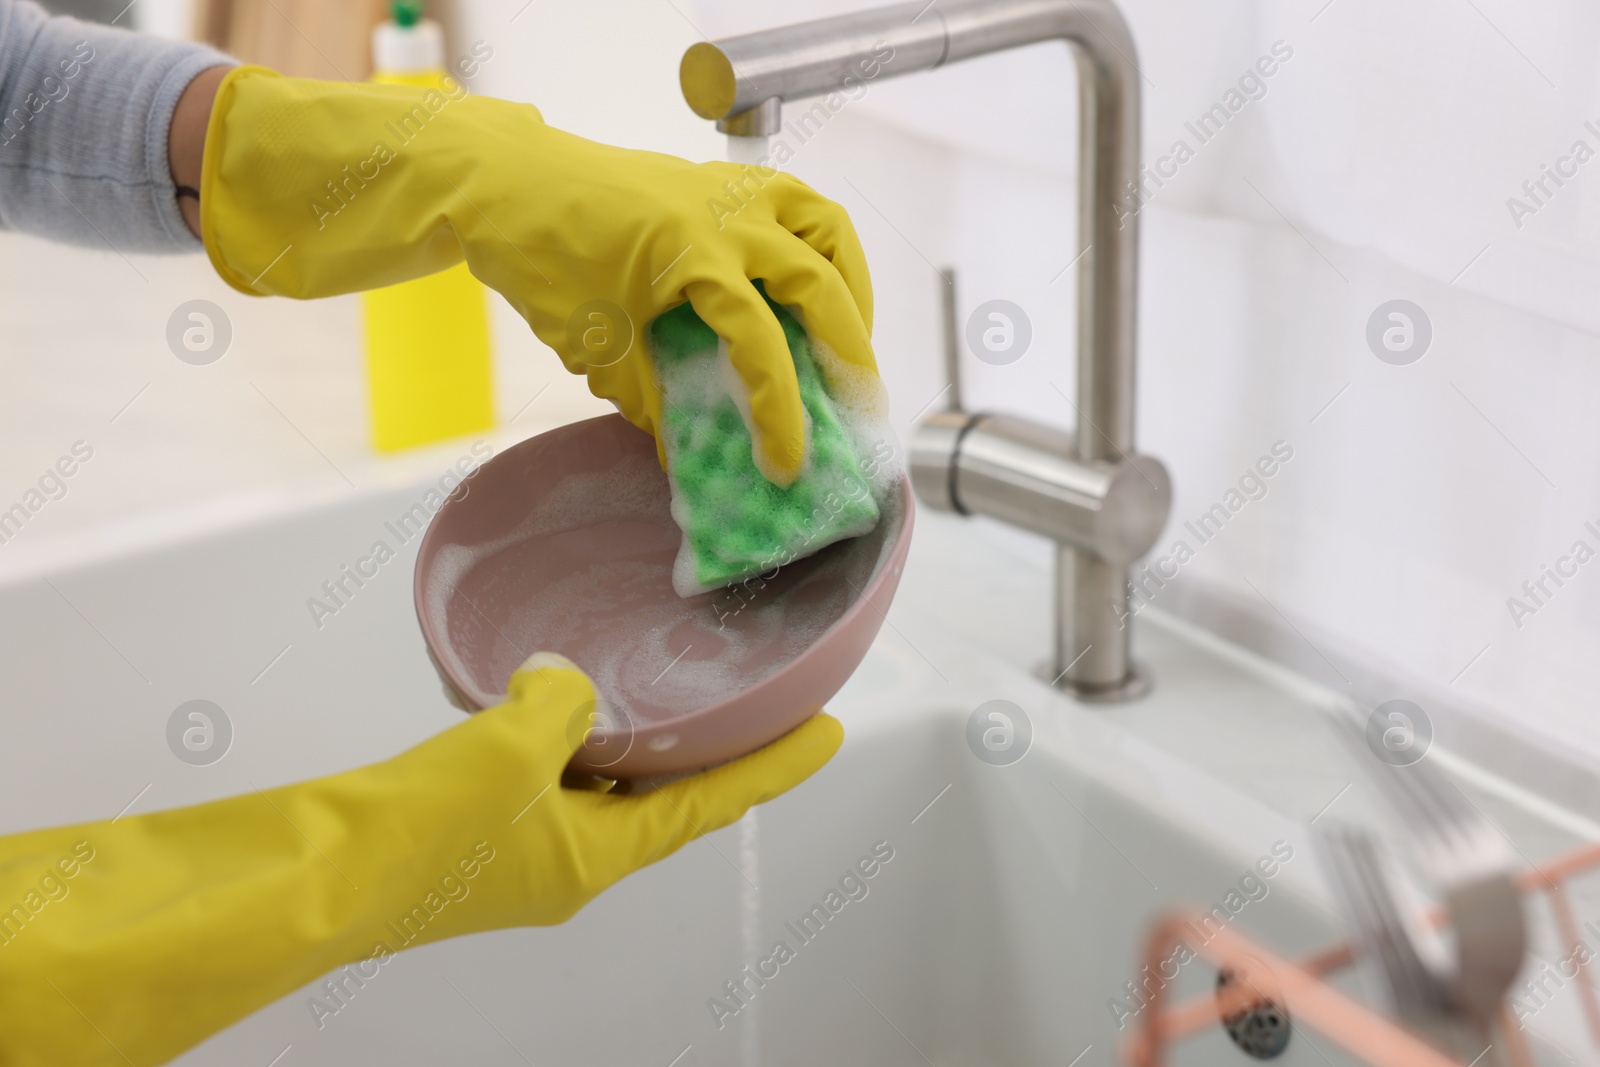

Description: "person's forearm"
0 0 234 249
0 736 508 1066
168 64 229 238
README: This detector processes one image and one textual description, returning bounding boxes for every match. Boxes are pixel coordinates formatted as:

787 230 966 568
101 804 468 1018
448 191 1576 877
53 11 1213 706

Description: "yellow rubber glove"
0 657 841 1066
200 67 877 486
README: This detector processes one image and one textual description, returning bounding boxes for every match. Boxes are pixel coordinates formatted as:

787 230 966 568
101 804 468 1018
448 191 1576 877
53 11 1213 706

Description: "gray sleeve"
0 0 236 252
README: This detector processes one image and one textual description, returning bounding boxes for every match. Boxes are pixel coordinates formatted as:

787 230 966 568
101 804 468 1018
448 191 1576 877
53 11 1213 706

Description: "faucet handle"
910 411 1170 566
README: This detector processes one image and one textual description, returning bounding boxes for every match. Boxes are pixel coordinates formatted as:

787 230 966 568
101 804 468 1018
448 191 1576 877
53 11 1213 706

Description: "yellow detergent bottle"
363 0 494 452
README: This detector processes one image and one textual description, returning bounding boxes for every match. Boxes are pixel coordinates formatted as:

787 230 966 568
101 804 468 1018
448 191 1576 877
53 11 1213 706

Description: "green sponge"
651 291 884 597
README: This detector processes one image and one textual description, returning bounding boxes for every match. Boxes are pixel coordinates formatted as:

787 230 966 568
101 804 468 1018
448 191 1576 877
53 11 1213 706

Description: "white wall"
438 0 1600 768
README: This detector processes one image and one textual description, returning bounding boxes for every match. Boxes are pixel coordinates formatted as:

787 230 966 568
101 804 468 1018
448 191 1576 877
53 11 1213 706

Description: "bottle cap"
373 3 444 74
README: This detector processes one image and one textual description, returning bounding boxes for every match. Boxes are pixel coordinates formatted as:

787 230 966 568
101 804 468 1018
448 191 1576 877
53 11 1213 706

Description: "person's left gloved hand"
200 67 878 486
0 655 841 1066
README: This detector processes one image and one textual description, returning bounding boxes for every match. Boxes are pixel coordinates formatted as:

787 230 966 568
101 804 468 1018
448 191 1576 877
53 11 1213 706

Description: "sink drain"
1216 965 1291 1060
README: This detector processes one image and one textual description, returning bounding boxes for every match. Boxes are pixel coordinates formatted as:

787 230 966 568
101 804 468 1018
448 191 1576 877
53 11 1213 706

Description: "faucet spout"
680 0 1167 701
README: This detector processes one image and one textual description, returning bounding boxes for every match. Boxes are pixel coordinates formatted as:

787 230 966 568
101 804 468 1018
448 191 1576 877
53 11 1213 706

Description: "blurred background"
5 0 1597 788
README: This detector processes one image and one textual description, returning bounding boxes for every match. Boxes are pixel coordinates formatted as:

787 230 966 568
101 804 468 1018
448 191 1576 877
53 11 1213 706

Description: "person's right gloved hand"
200 67 879 487
0 655 841 1066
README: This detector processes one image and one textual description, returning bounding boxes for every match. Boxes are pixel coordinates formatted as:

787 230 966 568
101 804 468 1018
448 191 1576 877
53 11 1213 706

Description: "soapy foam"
422 439 903 727
808 334 903 503
424 452 672 702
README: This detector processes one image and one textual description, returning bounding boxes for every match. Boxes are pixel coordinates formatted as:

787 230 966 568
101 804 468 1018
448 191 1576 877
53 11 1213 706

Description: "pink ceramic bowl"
413 413 914 779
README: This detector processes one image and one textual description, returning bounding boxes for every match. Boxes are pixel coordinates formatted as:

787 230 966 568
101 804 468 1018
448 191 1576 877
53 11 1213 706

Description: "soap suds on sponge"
652 289 900 597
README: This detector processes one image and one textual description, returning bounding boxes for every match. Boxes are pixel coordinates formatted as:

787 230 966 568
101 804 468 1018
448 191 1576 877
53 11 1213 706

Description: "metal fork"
1319 825 1448 1017
1317 704 1526 1059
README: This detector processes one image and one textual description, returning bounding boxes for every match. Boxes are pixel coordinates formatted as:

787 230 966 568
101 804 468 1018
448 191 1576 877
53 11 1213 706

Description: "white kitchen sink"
0 446 1586 1066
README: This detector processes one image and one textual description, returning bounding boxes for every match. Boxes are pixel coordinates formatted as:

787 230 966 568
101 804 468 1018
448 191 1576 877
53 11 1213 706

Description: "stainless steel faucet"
680 0 1171 701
